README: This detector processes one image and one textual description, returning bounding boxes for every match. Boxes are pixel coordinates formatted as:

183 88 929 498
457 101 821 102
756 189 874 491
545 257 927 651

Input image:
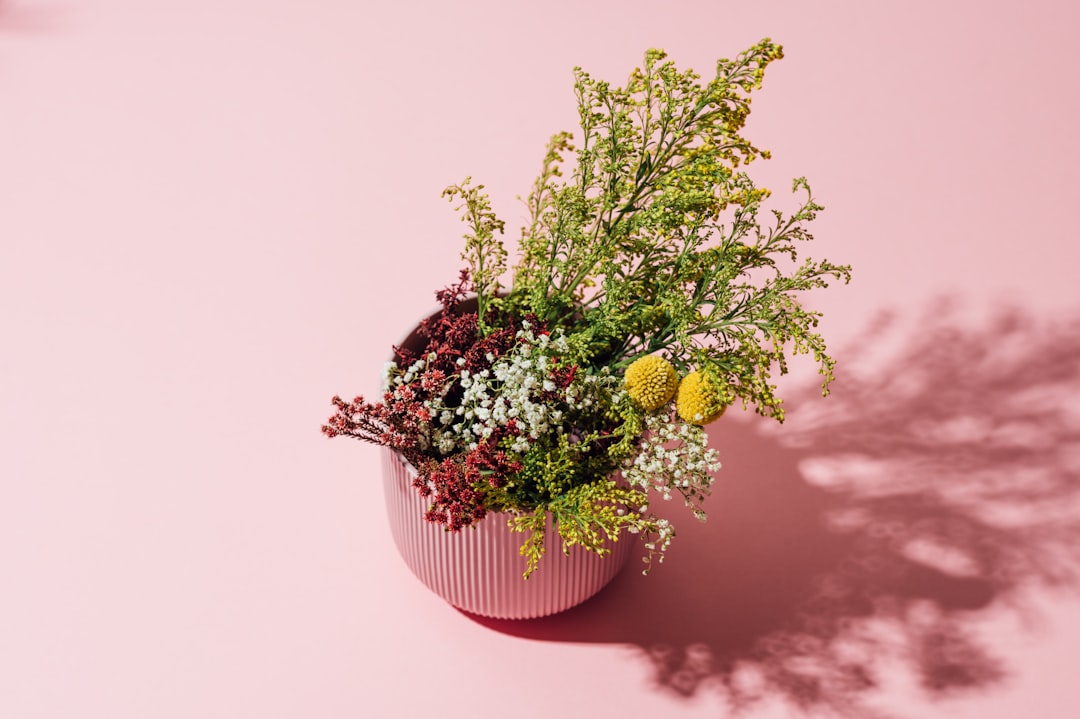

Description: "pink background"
2 1 1079 717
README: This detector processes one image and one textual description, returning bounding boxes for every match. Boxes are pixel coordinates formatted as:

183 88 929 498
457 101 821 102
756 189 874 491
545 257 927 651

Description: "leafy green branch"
512 40 785 320
500 40 849 420
446 40 849 423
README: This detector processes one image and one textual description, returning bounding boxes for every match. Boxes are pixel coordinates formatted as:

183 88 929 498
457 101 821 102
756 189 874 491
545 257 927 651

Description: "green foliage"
443 178 507 332
501 40 851 420
508 478 658 580
509 508 548 580
489 428 619 510
494 418 664 579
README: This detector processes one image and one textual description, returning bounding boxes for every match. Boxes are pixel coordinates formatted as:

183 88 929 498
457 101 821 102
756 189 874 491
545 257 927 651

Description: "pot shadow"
467 300 1080 717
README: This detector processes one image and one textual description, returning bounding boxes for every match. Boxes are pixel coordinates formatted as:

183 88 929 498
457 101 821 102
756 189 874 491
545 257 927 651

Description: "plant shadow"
468 300 1080 717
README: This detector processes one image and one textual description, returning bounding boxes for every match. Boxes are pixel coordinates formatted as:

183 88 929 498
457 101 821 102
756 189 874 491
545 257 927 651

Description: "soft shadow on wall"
470 300 1080 717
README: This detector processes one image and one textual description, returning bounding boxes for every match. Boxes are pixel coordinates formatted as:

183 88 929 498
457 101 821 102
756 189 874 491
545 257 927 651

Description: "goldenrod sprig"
443 178 507 332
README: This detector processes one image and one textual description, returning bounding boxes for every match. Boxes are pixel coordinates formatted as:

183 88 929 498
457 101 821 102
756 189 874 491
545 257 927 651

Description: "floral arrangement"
323 40 850 577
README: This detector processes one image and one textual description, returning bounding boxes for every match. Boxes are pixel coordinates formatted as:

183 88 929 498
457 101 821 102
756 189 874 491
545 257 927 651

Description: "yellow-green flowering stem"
443 178 507 334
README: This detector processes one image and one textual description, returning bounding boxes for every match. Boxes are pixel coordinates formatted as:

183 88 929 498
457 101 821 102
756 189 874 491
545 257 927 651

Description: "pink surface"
2 1 1078 717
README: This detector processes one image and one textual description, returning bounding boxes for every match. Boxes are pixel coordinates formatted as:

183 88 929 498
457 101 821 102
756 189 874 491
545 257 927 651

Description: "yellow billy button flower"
624 355 678 411
676 371 725 425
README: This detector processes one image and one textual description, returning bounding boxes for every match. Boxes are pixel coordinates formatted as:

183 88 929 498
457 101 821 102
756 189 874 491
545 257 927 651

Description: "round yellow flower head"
676 370 726 425
624 355 678 411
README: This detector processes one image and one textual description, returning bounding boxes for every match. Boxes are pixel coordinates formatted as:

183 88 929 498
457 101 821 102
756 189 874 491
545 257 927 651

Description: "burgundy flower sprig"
322 272 566 532
417 423 524 530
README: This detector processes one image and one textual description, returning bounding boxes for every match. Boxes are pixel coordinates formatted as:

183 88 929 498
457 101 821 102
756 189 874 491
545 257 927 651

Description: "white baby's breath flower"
380 361 397 390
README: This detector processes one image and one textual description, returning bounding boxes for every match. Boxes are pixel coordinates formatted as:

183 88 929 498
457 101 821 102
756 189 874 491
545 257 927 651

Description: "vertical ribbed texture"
381 448 634 619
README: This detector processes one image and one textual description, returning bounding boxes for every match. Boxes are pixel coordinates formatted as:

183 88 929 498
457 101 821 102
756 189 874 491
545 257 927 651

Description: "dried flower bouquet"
323 40 850 577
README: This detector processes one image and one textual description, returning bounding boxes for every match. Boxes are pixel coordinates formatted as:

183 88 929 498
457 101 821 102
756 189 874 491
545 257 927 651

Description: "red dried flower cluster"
416 423 524 530
321 385 433 462
321 271 552 532
395 270 521 378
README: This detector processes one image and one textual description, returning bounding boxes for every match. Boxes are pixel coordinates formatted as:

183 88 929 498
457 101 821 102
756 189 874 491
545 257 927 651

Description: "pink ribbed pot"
382 448 635 619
